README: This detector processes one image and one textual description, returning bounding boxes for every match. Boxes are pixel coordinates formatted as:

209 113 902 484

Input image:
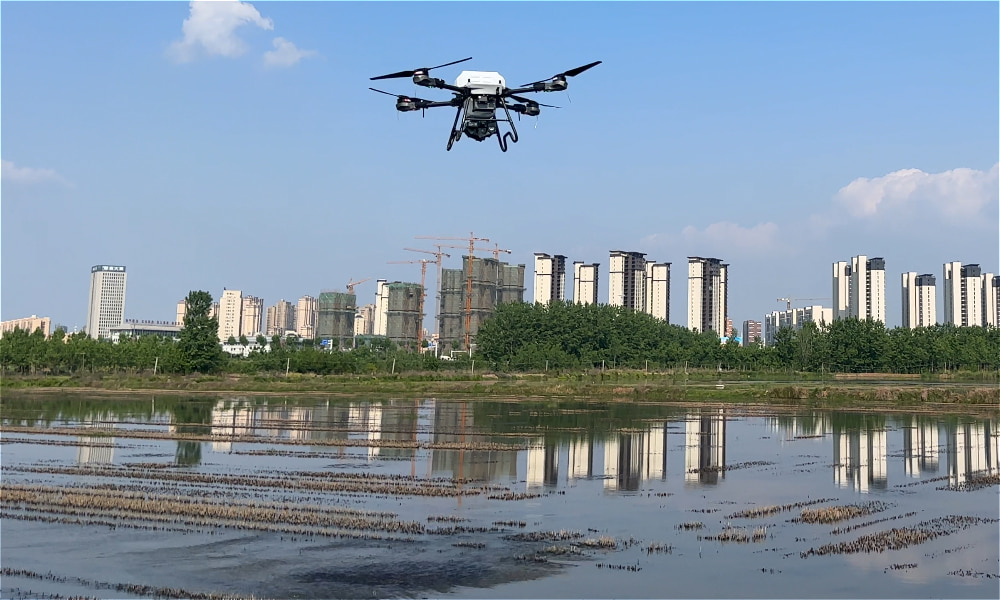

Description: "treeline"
0 327 460 376
475 302 1000 373
2 301 998 377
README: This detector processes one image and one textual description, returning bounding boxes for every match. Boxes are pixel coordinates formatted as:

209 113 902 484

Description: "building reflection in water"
684 410 726 485
526 439 559 490
903 417 940 478
76 415 116 465
211 400 255 452
945 420 999 487
431 402 517 482
604 423 668 492
568 437 594 483
833 421 887 493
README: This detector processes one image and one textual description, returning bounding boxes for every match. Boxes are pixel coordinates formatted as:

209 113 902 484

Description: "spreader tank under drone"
369 57 601 152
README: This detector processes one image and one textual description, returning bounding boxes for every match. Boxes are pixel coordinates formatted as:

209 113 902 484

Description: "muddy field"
1 393 998 599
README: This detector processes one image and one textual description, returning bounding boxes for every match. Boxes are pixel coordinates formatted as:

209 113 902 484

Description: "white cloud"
263 37 317 68
834 163 998 220
1 160 68 185
680 221 781 252
167 1 274 63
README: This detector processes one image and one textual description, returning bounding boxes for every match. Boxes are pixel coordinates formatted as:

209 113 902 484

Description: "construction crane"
403 246 451 339
489 242 511 261
416 232 489 350
776 297 826 310
388 259 433 347
346 277 371 294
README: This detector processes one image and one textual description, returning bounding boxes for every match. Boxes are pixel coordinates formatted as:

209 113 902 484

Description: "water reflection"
834 420 888 493
76 417 116 465
684 409 726 485
7 395 1000 494
903 417 940 478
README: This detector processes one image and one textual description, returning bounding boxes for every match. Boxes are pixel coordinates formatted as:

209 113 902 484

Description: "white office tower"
296 295 317 338
609 251 647 309
687 257 728 334
573 262 600 305
985 275 1000 327
943 262 983 326
86 265 127 339
373 279 389 336
901 273 937 328
847 255 886 323
832 261 851 320
644 262 671 321
533 253 567 304
217 289 243 341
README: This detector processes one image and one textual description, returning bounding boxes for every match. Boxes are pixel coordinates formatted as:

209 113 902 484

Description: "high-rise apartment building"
240 296 264 337
609 251 647 310
295 295 317 338
687 257 728 335
355 303 375 336
438 257 525 349
86 265 127 339
901 273 936 329
374 280 389 336
533 253 567 305
265 299 296 336
850 255 886 323
217 289 242 341
742 320 762 346
833 255 885 323
943 262 983 327
644 262 670 322
832 261 850 320
573 262 599 305
986 275 1000 327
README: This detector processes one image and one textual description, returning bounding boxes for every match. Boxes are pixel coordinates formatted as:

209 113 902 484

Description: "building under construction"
316 291 356 349
439 256 525 350
385 282 423 347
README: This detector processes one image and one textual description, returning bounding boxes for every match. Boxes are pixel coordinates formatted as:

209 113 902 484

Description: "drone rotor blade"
509 94 561 108
370 70 417 81
562 60 602 77
370 57 472 81
427 56 473 70
369 87 403 97
521 60 602 86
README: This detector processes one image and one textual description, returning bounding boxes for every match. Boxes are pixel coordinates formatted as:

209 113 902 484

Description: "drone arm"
503 85 547 96
417 77 466 94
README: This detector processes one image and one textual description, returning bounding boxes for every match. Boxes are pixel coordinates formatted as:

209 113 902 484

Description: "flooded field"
2 393 998 599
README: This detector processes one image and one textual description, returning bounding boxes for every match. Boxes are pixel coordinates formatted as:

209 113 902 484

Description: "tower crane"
403 246 452 339
415 232 490 350
346 278 371 294
387 259 433 347
776 297 827 310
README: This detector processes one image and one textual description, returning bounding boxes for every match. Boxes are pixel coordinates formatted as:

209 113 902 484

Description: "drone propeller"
370 57 473 80
370 87 420 100
508 94 560 108
521 60 602 86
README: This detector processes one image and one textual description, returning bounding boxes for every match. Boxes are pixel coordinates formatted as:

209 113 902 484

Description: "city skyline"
2 2 997 331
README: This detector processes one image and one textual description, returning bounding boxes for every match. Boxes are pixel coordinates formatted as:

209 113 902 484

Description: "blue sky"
2 1 997 332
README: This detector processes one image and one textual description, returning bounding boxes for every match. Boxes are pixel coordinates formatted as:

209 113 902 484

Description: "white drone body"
454 71 506 95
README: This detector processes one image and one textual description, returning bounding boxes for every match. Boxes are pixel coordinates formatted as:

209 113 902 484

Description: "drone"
369 57 601 152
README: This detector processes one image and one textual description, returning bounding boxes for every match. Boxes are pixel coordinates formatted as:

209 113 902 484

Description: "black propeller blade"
508 94 560 108
521 60 602 86
370 57 473 80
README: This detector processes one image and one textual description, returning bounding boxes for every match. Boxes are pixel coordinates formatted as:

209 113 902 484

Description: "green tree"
227 335 237 345
239 334 249 346
256 334 267 346
176 291 224 374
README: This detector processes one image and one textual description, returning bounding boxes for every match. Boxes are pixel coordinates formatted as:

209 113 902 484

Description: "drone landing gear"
446 105 463 151
496 102 518 153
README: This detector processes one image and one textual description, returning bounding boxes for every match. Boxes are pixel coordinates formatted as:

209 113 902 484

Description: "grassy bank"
2 372 997 410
